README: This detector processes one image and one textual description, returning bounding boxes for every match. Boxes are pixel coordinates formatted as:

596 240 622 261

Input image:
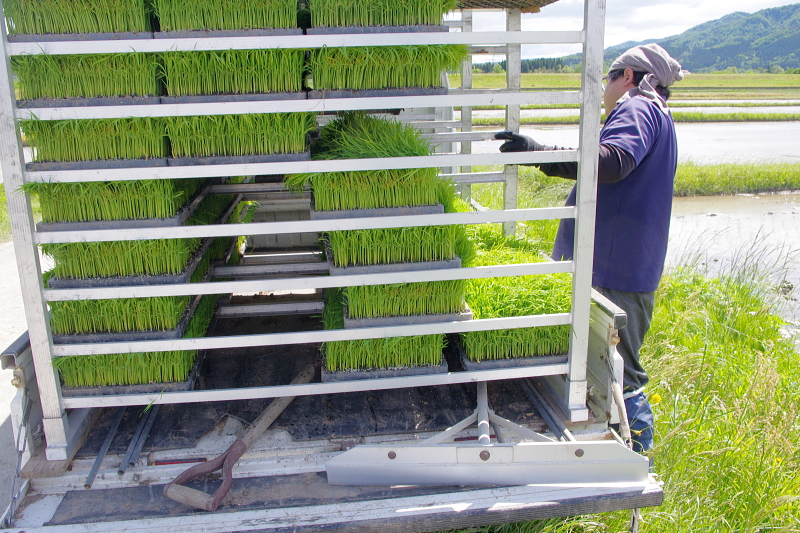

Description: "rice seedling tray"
154 29 302 39
327 249 462 276
59 351 204 397
321 354 448 382
167 152 310 167
456 341 568 371
310 203 443 220
45 237 215 289
343 304 472 329
17 96 162 108
308 87 448 99
306 25 448 35
52 293 203 345
27 158 168 171
7 32 153 42
160 93 306 104
36 181 216 232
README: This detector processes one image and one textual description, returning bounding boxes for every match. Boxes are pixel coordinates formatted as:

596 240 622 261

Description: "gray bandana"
610 43 685 114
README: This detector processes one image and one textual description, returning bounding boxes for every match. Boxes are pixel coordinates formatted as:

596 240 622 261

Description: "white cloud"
462 0 799 59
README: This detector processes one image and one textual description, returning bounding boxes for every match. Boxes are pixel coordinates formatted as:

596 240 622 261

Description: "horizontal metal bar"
444 172 506 184
51 313 571 356
209 183 294 194
7 31 584 56
26 149 577 185
213 262 328 276
16 90 581 121
409 120 463 129
421 131 498 142
35 205 575 244
218 302 324 317
44 261 572 301
469 45 509 55
241 251 323 264
60 360 571 408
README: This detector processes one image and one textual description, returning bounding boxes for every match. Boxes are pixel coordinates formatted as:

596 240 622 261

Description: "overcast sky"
462 0 799 59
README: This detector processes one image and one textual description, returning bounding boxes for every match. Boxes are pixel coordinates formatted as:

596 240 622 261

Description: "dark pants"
595 286 656 453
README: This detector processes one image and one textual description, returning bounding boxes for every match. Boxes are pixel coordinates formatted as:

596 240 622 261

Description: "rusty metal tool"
162 359 318 511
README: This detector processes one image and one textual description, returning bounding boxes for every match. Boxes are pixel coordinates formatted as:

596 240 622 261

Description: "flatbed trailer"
1 0 663 530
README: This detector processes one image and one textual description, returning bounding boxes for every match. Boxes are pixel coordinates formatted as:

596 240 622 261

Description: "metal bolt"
575 449 584 458
133 474 140 481
10 376 21 387
388 451 396 460
479 450 490 461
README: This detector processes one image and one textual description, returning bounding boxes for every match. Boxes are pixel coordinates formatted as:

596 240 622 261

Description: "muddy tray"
27 158 168 171
155 28 301 39
7 32 153 42
343 304 472 329
160 93 306 104
52 293 203 345
59 351 205 397
167 152 310 166
457 341 568 371
306 25 448 35
321 354 448 382
308 87 448 99
17 96 161 108
310 203 443 220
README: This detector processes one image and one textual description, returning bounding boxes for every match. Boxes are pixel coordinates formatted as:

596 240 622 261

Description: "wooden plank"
21 410 101 478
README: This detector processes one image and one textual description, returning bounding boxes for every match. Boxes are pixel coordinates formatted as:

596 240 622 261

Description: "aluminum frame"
0 1 605 459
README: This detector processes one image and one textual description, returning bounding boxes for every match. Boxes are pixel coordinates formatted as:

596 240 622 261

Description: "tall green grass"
309 46 468 90
22 118 168 162
161 50 305 95
53 294 219 387
4 0 151 34
674 162 800 196
323 288 445 371
166 113 314 157
153 0 297 31
309 0 456 27
12 53 160 99
24 179 204 223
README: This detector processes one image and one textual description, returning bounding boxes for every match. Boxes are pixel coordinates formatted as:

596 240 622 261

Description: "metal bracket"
326 381 649 486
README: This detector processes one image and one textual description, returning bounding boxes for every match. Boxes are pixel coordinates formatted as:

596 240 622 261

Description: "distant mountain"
563 3 800 72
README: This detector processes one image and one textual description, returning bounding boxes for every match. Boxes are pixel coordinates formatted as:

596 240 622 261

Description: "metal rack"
0 0 605 462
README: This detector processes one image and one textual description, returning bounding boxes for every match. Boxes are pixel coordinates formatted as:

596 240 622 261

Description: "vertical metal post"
0 4 72 459
565 0 606 422
459 9 473 202
503 8 521 236
476 382 491 445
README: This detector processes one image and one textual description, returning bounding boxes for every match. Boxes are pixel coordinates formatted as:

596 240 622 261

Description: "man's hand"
495 131 546 152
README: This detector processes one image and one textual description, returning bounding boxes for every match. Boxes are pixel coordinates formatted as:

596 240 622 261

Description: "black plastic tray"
308 87 447 99
160 93 306 104
310 203 443 220
167 152 310 166
27 158 168 171
155 28 301 38
306 25 448 35
18 96 161 108
7 32 152 42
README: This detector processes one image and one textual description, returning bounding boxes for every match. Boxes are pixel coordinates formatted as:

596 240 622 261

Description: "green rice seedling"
22 118 168 162
23 179 204 223
207 200 256 261
286 112 448 211
52 295 219 387
309 46 468 90
327 225 458 266
161 50 305 96
166 114 314 157
41 191 236 279
153 0 297 31
323 289 444 371
462 248 573 361
4 0 151 35
48 295 192 334
308 0 457 27
12 54 160 99
345 280 466 318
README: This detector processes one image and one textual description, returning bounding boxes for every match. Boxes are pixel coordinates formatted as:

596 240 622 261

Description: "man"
495 44 684 453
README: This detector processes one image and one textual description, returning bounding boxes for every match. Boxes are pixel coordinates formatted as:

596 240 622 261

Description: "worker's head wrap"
609 43 686 114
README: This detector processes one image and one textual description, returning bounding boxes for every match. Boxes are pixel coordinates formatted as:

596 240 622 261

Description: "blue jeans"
625 392 654 453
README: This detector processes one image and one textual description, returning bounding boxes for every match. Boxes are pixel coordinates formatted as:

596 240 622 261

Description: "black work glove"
495 131 547 152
